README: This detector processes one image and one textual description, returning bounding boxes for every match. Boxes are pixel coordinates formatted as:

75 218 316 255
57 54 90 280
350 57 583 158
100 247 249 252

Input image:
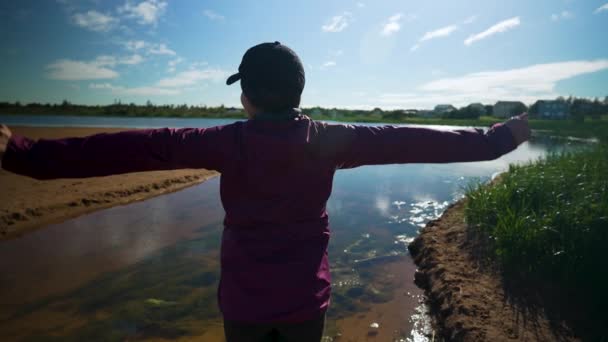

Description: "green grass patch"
465 145 608 336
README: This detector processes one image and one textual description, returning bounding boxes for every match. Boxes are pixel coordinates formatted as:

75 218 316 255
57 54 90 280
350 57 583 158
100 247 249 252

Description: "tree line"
1 96 607 120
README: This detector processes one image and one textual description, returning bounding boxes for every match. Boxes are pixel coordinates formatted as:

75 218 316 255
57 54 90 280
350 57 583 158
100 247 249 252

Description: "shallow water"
0 117 585 341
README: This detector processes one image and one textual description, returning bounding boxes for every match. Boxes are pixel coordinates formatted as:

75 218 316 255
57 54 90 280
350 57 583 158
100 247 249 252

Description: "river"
0 114 580 341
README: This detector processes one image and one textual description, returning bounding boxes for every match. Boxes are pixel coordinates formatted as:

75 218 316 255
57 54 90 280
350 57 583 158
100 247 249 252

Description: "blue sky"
1 0 607 109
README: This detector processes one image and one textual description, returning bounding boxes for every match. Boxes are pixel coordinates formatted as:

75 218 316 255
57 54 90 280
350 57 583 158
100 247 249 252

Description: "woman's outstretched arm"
320 114 530 169
0 124 236 180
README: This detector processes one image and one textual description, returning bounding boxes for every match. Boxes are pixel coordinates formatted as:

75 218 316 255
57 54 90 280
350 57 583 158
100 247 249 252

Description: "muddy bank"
408 200 578 342
0 126 218 240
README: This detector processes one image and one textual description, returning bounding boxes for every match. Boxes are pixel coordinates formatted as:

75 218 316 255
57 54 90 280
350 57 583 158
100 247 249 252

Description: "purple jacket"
2 110 517 323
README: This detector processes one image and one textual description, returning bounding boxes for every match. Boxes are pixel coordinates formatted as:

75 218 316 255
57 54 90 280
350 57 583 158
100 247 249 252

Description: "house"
493 101 526 118
535 100 569 119
434 104 456 114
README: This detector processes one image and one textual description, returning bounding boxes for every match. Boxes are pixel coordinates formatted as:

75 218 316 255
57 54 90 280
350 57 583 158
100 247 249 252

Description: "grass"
464 145 608 337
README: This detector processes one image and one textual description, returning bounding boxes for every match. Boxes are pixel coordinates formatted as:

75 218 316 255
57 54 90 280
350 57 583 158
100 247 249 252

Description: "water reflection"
0 134 585 341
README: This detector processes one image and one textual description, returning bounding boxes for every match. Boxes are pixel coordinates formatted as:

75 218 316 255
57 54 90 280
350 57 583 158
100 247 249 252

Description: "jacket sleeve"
1 125 234 179
318 122 518 169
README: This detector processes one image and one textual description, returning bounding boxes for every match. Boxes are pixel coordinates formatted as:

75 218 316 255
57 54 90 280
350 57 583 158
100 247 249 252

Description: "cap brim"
226 73 241 85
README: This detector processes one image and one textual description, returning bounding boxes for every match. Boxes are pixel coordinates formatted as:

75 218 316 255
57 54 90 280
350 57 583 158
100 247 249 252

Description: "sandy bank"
408 200 578 341
0 126 218 241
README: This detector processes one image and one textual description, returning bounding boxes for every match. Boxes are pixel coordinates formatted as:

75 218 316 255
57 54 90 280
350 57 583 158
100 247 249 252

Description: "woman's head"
227 42 305 115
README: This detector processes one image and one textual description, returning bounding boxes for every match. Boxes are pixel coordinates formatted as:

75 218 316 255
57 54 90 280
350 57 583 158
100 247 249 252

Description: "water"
0 115 583 341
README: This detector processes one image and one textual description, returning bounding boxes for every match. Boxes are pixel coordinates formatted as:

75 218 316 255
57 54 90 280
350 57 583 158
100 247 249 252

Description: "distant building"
535 100 569 119
434 104 457 114
226 107 240 113
493 101 526 118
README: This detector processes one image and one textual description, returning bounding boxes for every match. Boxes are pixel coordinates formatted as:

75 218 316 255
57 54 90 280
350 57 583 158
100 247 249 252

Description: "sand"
0 126 218 241
408 200 579 341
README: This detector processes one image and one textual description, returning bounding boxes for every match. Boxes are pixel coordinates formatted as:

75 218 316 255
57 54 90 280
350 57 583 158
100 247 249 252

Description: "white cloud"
89 83 114 89
463 15 477 25
125 40 147 50
551 11 572 21
90 83 179 95
156 68 228 87
47 54 144 80
93 55 118 66
381 13 403 36
203 9 224 21
88 66 225 96
72 10 118 32
167 57 184 72
124 40 176 56
329 49 344 58
464 17 520 46
322 12 352 32
120 54 144 65
420 25 459 42
594 3 608 14
190 61 209 69
321 61 337 69
410 44 420 52
91 55 144 67
377 60 608 108
357 2 365 8
420 60 608 94
47 59 119 80
148 43 176 55
118 0 167 25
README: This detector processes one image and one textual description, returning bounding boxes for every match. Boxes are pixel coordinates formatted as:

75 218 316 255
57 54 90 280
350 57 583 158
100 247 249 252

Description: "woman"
0 42 530 342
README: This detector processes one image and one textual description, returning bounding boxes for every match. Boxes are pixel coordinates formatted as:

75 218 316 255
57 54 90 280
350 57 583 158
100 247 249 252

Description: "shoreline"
408 200 578 341
0 126 218 241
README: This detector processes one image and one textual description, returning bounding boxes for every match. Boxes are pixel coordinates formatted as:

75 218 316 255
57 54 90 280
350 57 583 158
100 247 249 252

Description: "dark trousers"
223 314 325 342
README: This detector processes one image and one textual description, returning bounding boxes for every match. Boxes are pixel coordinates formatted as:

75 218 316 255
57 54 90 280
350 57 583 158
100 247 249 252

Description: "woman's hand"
0 124 12 163
504 113 530 145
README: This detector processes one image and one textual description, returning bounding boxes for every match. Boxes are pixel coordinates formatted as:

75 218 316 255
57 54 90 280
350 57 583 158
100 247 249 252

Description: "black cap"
226 41 305 95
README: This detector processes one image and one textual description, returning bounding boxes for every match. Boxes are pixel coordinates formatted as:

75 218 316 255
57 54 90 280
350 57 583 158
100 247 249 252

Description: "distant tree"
566 95 574 107
591 98 602 121
570 98 588 123
442 105 482 119
484 105 493 116
509 103 527 116
528 101 539 118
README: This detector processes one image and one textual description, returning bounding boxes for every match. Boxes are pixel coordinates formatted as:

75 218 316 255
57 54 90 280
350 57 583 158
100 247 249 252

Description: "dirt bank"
408 200 578 342
0 126 218 241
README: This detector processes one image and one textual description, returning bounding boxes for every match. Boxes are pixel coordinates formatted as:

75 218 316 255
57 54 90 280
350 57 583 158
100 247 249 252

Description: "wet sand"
0 126 218 241
409 200 579 341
